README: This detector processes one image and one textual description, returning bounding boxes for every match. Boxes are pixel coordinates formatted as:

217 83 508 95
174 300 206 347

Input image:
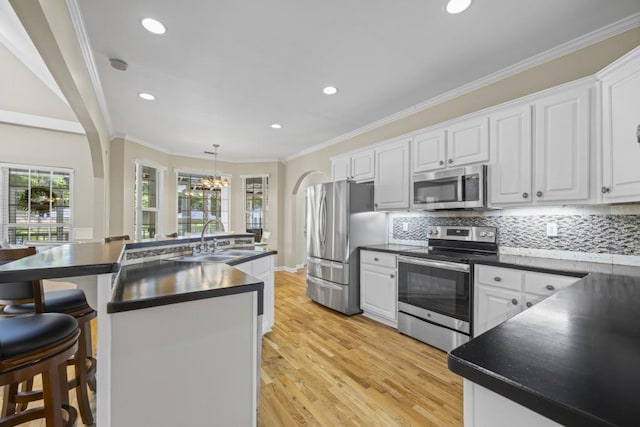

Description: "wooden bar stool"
0 248 96 425
0 313 80 427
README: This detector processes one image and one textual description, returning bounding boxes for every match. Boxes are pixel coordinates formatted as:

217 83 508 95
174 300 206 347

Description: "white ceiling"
75 0 640 162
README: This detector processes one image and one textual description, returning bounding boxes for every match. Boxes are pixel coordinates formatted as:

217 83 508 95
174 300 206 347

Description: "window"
0 164 72 244
134 162 163 240
176 172 230 235
243 175 268 237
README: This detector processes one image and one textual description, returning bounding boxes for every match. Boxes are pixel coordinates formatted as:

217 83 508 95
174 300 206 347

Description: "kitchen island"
0 235 275 427
448 258 640 426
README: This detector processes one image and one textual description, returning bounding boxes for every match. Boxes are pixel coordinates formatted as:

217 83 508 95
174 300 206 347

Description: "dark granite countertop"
108 260 264 314
0 240 277 315
449 272 640 426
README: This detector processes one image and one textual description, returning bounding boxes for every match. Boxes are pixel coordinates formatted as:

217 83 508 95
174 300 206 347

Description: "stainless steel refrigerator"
306 180 387 315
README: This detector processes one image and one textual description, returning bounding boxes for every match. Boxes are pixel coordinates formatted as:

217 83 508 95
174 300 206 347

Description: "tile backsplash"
388 204 640 265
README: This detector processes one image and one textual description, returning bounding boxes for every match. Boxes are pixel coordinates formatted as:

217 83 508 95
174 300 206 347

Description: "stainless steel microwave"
411 165 487 210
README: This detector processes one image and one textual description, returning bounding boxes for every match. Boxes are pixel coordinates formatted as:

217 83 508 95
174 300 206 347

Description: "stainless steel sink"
168 249 263 264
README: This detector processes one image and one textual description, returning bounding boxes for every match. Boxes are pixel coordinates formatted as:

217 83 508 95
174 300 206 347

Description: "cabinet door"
332 156 350 181
601 53 640 202
412 129 446 173
534 87 591 203
374 139 410 210
350 150 375 182
447 117 489 167
475 285 521 336
489 105 533 206
360 264 397 323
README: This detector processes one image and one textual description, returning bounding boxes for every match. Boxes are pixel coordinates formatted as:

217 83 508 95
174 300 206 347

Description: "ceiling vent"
109 58 128 71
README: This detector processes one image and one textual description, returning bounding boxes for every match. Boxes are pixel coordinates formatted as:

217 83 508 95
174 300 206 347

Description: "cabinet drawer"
361 251 396 269
476 265 521 291
523 272 579 296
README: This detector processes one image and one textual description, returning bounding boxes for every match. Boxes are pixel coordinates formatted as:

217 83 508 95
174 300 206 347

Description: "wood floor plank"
258 270 462 426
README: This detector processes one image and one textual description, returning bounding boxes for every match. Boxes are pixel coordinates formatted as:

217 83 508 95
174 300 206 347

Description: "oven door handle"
397 256 470 273
457 175 464 202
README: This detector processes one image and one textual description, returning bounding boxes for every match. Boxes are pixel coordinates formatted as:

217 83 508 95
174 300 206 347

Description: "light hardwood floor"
8 270 463 426
259 270 463 426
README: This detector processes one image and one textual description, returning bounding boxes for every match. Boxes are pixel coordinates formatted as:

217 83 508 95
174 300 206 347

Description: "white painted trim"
240 173 270 179
133 158 168 171
119 134 172 154
597 43 640 79
0 109 84 134
65 0 113 135
275 266 299 273
0 161 74 174
285 13 640 162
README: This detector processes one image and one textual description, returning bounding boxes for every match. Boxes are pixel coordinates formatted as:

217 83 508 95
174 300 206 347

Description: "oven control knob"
479 231 487 237
432 229 439 235
487 232 495 238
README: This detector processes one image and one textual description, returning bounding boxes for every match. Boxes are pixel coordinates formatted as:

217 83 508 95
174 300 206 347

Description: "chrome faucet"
200 218 225 253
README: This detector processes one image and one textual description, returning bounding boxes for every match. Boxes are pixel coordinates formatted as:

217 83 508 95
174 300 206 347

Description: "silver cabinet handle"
601 186 610 194
439 160 444 166
390 274 395 278
511 299 518 305
448 159 453 164
546 285 555 291
522 192 529 199
526 302 533 308
494 276 502 282
536 191 543 197
374 257 379 262
637 123 640 143
374 203 378 208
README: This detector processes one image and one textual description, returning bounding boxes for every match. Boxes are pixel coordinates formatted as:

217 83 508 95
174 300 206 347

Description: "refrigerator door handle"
320 193 327 253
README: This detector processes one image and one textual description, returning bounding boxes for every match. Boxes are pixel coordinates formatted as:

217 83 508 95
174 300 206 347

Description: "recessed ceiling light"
323 86 338 95
271 123 282 129
141 18 166 34
445 0 472 14
138 92 155 101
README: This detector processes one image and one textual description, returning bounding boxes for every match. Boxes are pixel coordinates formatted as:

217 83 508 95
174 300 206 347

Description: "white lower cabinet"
235 255 275 334
474 265 580 336
360 250 397 327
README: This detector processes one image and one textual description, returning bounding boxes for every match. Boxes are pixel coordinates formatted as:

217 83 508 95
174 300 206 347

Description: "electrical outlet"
402 222 409 231
546 222 558 237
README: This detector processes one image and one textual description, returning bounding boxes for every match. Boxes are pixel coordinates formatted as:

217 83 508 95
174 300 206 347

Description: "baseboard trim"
275 266 303 273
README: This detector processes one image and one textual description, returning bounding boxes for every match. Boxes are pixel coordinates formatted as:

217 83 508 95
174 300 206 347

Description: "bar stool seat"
0 313 80 427
0 248 96 425
3 289 91 315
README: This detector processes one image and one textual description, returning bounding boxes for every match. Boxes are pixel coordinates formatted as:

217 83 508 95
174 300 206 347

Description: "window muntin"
135 163 162 240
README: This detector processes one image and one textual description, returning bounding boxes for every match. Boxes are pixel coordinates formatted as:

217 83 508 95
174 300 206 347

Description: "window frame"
134 160 165 240
241 174 269 233
175 169 231 235
0 162 74 244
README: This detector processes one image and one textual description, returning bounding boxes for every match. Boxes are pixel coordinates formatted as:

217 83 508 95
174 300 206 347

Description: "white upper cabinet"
489 105 533 206
412 129 446 173
331 155 350 181
599 46 640 203
350 150 375 182
447 117 489 168
411 117 489 174
331 149 374 182
534 86 591 203
374 139 410 210
488 82 593 207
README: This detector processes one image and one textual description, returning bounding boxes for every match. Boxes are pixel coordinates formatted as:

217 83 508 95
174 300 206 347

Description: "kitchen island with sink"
0 234 276 427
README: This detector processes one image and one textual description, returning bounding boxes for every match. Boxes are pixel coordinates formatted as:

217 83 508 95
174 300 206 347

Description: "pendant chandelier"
202 144 229 189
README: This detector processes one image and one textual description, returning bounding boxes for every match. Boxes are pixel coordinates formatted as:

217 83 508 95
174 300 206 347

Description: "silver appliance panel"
398 312 469 353
306 275 349 314
398 301 469 334
397 256 470 273
425 226 497 244
307 257 350 284
412 164 486 210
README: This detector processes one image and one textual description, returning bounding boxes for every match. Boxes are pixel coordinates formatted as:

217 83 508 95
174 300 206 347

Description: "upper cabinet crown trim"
597 44 640 80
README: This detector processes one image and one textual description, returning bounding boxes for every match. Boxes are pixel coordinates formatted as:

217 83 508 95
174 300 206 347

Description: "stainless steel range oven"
397 226 497 352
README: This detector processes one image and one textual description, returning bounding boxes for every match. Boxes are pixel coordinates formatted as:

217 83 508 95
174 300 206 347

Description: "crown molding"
0 109 85 134
285 12 640 162
65 0 113 135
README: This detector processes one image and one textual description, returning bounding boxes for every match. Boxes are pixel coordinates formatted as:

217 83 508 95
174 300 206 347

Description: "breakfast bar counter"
0 235 273 427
